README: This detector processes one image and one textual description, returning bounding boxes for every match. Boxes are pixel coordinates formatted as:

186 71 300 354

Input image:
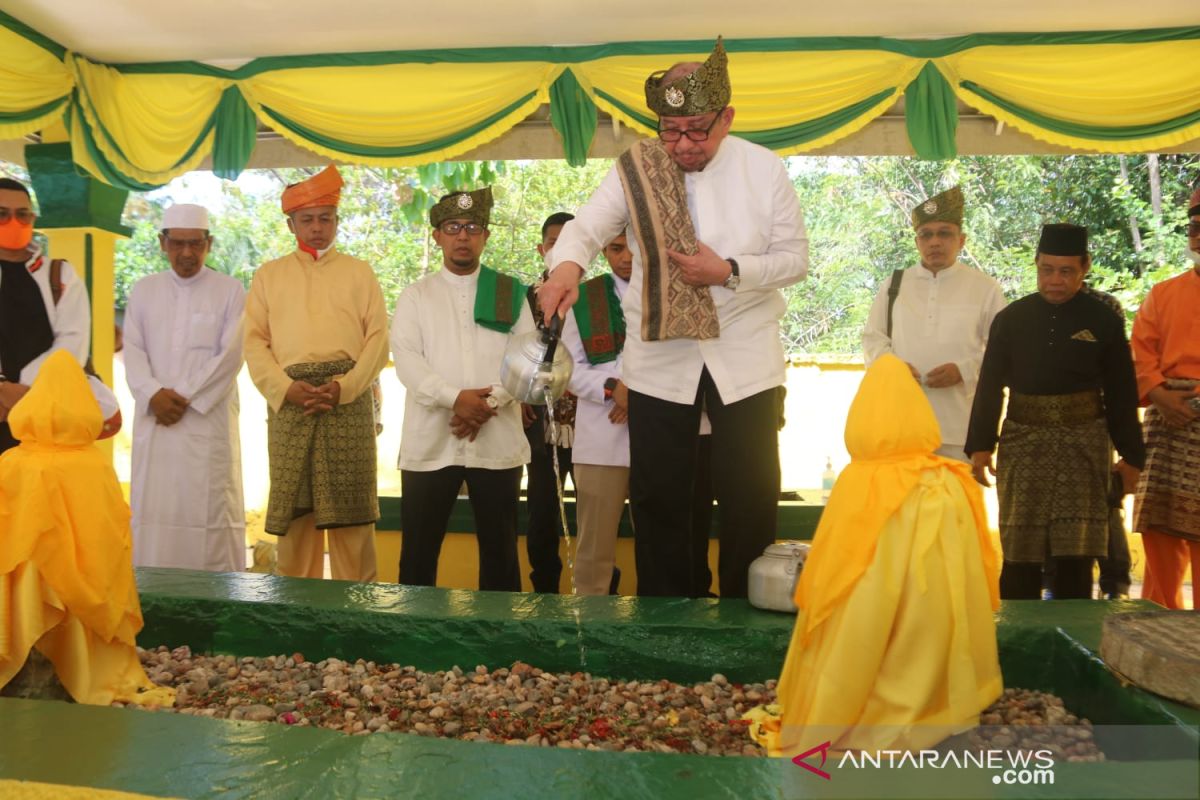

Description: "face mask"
0 218 33 251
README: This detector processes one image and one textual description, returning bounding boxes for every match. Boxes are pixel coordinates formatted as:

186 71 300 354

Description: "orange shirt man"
1131 185 1200 609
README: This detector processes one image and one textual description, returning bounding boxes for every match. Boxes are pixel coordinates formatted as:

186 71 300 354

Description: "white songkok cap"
162 203 210 231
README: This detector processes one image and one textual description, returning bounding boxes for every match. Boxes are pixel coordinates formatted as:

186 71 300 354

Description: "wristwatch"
723 258 740 290
485 394 501 409
603 377 618 400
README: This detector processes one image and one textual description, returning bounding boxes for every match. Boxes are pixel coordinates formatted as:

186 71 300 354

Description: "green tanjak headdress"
430 187 493 228
644 37 731 117
911 186 964 229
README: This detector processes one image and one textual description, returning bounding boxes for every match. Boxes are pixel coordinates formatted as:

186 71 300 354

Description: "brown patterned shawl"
616 139 719 342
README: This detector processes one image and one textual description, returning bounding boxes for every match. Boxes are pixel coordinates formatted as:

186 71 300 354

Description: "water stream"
546 402 586 668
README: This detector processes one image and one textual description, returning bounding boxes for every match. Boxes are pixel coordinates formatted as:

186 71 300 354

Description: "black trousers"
523 406 573 593
627 370 780 599
691 433 716 597
1041 473 1132 598
1002 558 1094 600
399 466 522 591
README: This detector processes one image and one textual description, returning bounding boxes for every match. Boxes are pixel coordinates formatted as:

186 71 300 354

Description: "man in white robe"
862 186 1006 461
124 203 246 572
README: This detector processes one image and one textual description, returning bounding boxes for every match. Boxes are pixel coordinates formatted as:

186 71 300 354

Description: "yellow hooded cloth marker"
0 350 173 706
747 354 1000 754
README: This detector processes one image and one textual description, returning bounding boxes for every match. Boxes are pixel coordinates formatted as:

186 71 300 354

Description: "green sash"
474 265 527 333
572 273 626 364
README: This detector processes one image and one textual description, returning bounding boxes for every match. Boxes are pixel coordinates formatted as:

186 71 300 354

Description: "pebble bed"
124 647 1105 759
127 646 772 756
966 687 1105 762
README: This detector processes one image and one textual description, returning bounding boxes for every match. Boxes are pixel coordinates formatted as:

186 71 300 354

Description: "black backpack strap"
885 269 904 339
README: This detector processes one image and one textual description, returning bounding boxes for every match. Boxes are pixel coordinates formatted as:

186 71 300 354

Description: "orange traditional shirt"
1131 268 1200 403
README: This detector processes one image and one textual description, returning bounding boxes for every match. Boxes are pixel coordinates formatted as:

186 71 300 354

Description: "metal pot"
747 541 810 613
499 314 573 406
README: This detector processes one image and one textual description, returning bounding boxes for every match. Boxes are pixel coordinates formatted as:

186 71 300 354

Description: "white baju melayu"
390 268 533 471
561 275 630 595
862 260 1007 458
549 135 808 405
123 267 246 571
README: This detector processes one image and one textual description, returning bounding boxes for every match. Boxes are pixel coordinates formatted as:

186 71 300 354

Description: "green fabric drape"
905 62 958 160
549 70 598 167
211 87 257 181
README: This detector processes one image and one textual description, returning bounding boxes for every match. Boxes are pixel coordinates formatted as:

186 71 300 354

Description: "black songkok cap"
1037 223 1088 257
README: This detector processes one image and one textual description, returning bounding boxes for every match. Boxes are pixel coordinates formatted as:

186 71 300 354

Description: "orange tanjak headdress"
281 164 344 214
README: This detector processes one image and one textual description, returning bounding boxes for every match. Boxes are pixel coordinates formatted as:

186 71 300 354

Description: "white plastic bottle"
820 457 836 504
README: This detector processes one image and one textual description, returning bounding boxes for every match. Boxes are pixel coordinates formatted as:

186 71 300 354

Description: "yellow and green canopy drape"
1 10 1197 191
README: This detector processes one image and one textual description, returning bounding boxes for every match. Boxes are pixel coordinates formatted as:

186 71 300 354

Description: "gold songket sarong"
997 389 1110 561
265 359 379 535
616 138 720 342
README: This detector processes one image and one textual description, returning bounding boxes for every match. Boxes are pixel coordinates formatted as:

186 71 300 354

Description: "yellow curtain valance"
0 17 1197 190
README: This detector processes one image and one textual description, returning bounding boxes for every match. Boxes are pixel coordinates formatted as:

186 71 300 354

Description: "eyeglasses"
0 208 36 225
163 236 210 251
1187 221 1200 236
439 221 486 236
657 109 726 143
916 229 959 241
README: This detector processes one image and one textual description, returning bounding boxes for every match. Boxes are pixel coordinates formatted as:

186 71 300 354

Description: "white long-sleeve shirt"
562 275 630 468
391 267 533 471
550 135 808 405
123 267 246 571
862 260 1007 447
1 249 90 384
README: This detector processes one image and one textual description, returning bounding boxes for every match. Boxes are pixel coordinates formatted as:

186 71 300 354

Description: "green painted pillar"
24 141 132 456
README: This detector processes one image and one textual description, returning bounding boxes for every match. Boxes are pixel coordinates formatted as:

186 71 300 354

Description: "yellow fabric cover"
0 351 173 707
795 354 999 639
754 354 1001 754
0 780 175 799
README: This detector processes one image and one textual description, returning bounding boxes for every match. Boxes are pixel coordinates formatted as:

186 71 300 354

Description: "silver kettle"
500 314 573 406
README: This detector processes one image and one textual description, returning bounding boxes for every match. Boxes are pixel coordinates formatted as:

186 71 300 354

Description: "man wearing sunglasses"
0 177 90 454
391 187 533 592
862 186 1006 462
537 38 809 599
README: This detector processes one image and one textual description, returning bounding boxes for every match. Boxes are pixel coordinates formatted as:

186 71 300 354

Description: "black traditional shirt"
965 290 1145 467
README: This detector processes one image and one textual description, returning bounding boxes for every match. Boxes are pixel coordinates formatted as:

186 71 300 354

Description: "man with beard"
391 187 533 591
123 203 246 572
